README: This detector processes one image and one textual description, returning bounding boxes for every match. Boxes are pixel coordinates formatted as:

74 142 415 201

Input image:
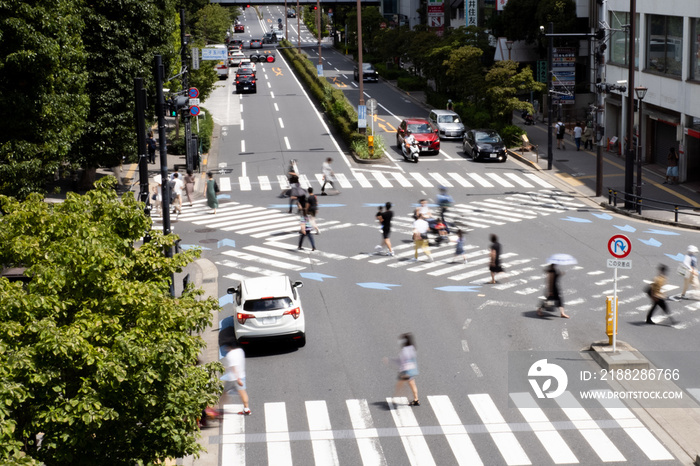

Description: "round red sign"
608 235 632 259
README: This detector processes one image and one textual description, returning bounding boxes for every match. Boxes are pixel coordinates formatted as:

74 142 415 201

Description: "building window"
609 12 639 67
692 18 700 80
646 14 683 76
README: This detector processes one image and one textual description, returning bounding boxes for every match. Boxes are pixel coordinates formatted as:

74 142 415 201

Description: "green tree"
193 4 233 45
0 177 222 465
0 0 89 199
484 61 545 123
444 45 484 103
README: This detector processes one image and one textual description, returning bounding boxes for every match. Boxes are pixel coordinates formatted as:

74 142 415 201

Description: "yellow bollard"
605 296 618 345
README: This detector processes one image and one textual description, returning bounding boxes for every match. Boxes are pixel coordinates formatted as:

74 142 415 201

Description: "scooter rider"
404 131 418 158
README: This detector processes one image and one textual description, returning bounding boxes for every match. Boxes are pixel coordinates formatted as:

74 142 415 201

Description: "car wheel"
396 136 401 148
297 334 306 348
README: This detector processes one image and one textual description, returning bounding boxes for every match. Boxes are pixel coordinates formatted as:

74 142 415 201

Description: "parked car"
227 276 305 346
235 74 257 94
428 109 465 139
234 23 244 33
353 63 378 82
250 39 263 49
228 50 245 67
463 129 507 162
396 118 440 155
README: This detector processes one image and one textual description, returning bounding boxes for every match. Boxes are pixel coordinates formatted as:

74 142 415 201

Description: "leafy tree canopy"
485 61 545 122
0 177 221 465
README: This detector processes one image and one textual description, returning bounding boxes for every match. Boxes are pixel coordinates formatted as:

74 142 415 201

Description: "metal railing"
607 188 700 223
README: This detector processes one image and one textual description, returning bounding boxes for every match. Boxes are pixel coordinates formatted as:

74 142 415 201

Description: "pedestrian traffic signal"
167 95 189 117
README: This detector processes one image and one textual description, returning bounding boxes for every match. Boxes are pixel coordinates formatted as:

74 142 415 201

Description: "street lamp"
505 40 513 61
634 86 647 213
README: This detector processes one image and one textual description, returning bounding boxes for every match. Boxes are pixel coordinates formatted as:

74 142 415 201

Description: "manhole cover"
195 228 217 233
200 239 219 244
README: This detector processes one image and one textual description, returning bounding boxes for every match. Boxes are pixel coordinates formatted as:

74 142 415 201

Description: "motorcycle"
522 110 535 125
401 140 420 163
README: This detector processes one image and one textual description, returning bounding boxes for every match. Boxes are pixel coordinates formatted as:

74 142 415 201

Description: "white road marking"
278 117 284 128
284 136 291 149
259 175 271 190
430 172 453 187
410 172 433 187
354 172 373 188
241 119 244 131
392 172 413 187
241 140 245 152
346 399 387 466
239 176 251 191
305 400 340 466
504 173 534 187
486 173 514 188
470 363 483 377
372 172 393 187
221 403 245 466
335 173 353 188
265 402 293 466
466 173 494 187
388 397 436 466
428 395 482 466
448 172 474 187
468 393 530 465
219 177 232 192
524 173 554 188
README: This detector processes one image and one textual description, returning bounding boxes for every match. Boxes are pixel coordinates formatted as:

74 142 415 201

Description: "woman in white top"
681 245 699 299
392 333 420 407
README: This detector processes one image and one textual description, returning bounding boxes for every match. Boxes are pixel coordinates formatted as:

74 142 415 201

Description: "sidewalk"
507 114 700 230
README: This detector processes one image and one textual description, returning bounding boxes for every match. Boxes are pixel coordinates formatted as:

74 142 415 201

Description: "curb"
601 202 700 231
506 149 541 171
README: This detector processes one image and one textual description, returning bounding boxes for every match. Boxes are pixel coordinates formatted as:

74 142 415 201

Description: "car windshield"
408 123 432 134
362 64 374 71
244 297 293 312
438 115 460 123
475 131 502 143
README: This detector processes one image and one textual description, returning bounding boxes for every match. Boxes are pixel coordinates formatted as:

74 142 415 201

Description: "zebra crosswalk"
212 170 555 193
219 390 679 465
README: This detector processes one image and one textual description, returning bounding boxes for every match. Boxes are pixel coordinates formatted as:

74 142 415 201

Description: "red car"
396 118 440 155
234 24 244 33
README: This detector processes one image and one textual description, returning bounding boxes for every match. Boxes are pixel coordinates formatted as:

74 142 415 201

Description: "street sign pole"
607 235 632 351
613 266 618 351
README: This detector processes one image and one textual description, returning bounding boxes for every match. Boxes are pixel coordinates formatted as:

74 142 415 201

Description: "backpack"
557 124 565 136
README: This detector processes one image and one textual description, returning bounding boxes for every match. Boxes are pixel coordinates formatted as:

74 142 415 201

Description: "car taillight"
237 312 255 324
283 307 301 319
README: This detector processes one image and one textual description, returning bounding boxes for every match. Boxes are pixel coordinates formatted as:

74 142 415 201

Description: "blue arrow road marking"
180 244 210 251
561 216 592 223
644 229 679 236
357 282 400 290
364 203 387 207
218 194 231 199
592 213 613 219
614 224 636 232
435 286 481 292
639 238 662 247
300 272 336 282
217 238 236 249
664 253 685 262
219 294 233 306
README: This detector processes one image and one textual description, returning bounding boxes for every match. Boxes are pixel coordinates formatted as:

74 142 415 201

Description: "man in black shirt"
377 201 394 256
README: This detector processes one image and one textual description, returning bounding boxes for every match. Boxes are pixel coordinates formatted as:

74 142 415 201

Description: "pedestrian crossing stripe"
220 391 676 465
220 170 554 192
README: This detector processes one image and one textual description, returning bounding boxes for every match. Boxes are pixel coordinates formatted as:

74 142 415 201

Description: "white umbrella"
547 253 577 265
153 174 162 184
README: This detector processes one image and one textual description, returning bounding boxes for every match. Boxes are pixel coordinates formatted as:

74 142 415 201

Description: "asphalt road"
159 6 699 465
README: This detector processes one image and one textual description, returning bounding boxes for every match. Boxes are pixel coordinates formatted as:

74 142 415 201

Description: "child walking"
452 229 467 263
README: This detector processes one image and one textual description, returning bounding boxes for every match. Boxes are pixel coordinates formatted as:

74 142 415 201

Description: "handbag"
214 181 220 193
677 264 690 278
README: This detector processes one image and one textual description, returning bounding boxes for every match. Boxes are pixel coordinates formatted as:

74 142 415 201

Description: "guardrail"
607 188 700 223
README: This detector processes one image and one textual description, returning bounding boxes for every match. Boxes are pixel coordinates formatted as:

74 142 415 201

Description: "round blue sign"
189 106 200 116
188 87 199 99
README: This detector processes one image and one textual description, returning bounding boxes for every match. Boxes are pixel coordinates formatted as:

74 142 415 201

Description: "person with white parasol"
537 254 575 318
152 174 163 217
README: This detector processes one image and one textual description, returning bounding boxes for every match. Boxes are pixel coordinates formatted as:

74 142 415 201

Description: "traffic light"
167 95 189 117
313 6 317 10
595 29 605 40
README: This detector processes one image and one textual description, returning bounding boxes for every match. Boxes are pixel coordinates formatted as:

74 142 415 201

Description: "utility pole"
181 8 193 173
155 54 174 296
624 0 636 208
546 22 554 170
316 0 322 65
595 3 606 197
134 78 151 218
356 0 365 134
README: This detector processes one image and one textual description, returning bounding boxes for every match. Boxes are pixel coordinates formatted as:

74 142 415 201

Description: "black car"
263 32 277 44
287 8 296 18
236 74 256 94
353 63 378 82
463 129 507 162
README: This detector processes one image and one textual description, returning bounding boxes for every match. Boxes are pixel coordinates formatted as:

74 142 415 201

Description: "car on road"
263 32 277 44
428 109 465 139
234 23 244 33
215 60 228 79
463 129 507 162
353 63 378 82
227 276 305 346
275 29 285 41
228 50 245 67
228 40 244 50
287 8 296 17
250 39 263 49
239 60 255 72
396 118 440 155
235 67 255 79
235 74 257 93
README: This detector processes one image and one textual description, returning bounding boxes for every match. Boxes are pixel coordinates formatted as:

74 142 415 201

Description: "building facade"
604 0 700 183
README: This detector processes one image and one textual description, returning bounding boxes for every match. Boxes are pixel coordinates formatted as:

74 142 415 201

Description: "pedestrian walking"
298 213 316 251
573 122 583 151
171 172 184 214
446 99 454 111
451 229 466 264
556 120 566 149
386 333 420 407
377 202 394 256
306 187 320 234
321 157 338 195
221 341 251 415
489 234 504 283
436 186 454 225
147 132 157 164
664 147 679 184
205 172 219 214
581 124 593 150
412 213 433 262
184 169 195 207
646 264 675 325
680 245 699 299
151 179 163 217
537 264 570 318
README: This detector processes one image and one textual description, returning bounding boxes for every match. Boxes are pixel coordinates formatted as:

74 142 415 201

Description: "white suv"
227 276 305 347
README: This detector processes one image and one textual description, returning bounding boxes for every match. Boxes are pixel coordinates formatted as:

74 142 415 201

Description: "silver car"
428 109 465 139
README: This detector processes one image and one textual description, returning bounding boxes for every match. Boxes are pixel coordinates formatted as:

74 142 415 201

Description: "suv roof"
240 276 291 299
430 109 458 116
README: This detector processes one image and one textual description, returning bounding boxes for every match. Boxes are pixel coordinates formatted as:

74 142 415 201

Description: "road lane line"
504 173 534 187
447 172 474 187
430 172 453 188
354 172 373 188
468 393 530 465
392 172 413 187
219 177 232 192
239 176 251 191
284 136 291 149
241 119 244 131
466 173 494 187
274 103 279 111
259 175 271 190
306 400 340 466
335 173 353 188
265 402 293 466
428 395 482 466
387 397 436 466
486 173 514 188
372 172 393 187
278 117 284 128
221 403 245 466
241 140 245 152
346 399 387 466
409 172 433 187
510 392 579 464
523 173 555 188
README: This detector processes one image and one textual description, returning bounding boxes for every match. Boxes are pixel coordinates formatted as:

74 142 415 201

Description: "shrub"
397 75 426 92
166 109 213 156
497 124 525 148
